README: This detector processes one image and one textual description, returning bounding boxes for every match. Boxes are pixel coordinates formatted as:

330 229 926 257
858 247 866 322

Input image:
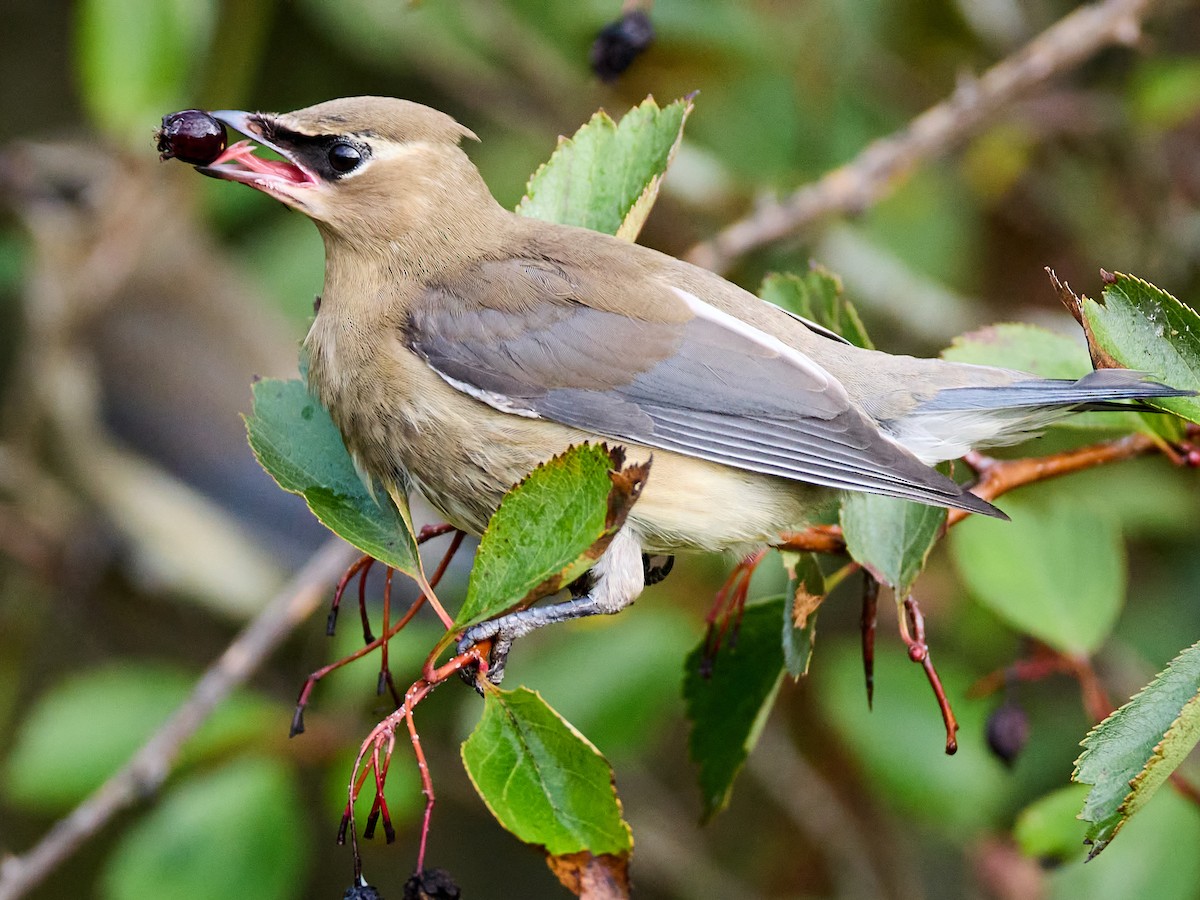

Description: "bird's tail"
891 369 1194 464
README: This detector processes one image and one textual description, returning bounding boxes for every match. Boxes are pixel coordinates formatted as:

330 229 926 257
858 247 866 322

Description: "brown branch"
685 0 1164 274
778 428 1186 554
0 537 360 900
948 432 1162 526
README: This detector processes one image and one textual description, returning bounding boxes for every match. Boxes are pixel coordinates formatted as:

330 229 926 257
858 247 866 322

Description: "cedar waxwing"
195 97 1188 679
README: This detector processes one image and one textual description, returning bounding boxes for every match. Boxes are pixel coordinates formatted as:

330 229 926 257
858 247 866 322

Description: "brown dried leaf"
1044 267 1122 369
547 851 631 900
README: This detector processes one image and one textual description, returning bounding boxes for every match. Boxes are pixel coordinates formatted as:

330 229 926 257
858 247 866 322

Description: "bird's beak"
196 110 318 207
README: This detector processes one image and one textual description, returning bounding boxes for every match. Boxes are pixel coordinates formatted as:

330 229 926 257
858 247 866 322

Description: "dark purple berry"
590 10 655 83
343 883 383 900
156 110 227 165
986 701 1030 767
402 868 461 900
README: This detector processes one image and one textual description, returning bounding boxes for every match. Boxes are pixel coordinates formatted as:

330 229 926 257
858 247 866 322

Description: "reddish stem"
897 595 959 755
701 549 767 674
327 554 375 639
343 644 489 877
290 531 466 737
860 575 879 709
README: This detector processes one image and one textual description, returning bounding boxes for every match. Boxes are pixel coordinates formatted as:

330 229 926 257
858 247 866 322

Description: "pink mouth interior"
210 140 314 185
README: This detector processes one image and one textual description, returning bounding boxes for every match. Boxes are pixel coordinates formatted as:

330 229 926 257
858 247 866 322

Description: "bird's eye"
327 141 363 174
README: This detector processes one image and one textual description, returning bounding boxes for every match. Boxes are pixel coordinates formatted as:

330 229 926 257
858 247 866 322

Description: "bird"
192 96 1189 680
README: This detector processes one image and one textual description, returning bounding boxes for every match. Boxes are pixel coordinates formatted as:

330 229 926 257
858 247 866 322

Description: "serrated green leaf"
943 323 1092 378
949 496 1124 655
2 665 279 810
452 444 646 633
780 551 824 678
758 268 874 349
461 686 632 857
1013 785 1092 863
100 756 308 900
1073 639 1200 857
684 599 786 821
1081 273 1200 424
517 96 692 240
504 607 694 763
245 378 420 575
841 493 945 597
942 323 1142 433
1046 790 1200 899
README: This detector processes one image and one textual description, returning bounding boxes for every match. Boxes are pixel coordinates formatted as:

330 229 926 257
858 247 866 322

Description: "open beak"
197 111 317 205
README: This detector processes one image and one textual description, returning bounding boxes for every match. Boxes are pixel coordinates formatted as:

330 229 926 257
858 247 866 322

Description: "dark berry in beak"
156 110 227 165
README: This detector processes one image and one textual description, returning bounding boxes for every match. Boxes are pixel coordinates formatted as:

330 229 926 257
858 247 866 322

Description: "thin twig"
685 0 1162 274
948 433 1165 526
0 537 360 900
897 595 959 754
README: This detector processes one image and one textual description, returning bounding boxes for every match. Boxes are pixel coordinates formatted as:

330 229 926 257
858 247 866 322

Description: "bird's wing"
406 256 1000 516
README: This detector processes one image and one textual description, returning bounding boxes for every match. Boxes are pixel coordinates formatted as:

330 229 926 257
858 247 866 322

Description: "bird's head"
199 97 494 246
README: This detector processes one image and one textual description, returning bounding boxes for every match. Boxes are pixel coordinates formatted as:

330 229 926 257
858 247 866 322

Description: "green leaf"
1079 273 1200 424
684 599 786 821
780 551 824 679
502 607 694 763
758 268 874 349
1047 790 1200 900
245 378 420 576
949 495 1125 655
101 756 308 900
941 323 1142 433
1073 640 1200 857
451 444 647 633
2 665 279 810
1013 785 1092 864
942 323 1091 378
516 96 693 240
461 686 632 857
841 492 945 597
76 0 216 142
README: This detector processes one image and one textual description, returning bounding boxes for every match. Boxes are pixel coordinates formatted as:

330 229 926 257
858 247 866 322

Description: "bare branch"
685 0 1165 274
0 537 360 900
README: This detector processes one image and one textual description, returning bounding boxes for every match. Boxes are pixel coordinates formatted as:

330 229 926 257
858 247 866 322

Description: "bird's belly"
401 410 833 555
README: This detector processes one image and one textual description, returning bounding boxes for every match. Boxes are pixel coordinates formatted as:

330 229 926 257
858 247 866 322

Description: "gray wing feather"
408 260 1001 517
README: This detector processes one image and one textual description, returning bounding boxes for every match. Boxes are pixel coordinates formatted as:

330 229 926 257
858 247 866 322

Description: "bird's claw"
457 624 511 686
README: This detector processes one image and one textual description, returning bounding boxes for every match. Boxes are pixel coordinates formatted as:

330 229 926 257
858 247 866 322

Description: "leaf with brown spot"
547 851 631 899
448 444 649 637
781 551 825 679
461 688 633 889
1044 268 1124 369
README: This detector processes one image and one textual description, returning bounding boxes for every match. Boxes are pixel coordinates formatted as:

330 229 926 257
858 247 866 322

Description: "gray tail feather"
921 369 1195 412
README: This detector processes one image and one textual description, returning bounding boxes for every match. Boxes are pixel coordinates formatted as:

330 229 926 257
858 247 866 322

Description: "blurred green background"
2 1 1199 898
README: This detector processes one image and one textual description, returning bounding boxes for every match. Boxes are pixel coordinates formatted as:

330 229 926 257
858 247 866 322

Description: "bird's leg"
457 527 646 684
